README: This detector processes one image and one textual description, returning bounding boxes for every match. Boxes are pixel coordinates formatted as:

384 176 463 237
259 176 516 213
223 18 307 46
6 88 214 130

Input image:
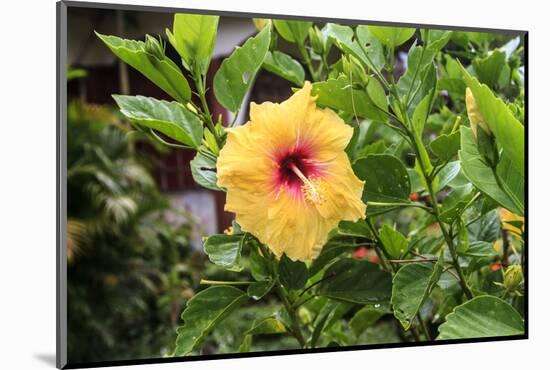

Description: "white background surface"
0 0 545 368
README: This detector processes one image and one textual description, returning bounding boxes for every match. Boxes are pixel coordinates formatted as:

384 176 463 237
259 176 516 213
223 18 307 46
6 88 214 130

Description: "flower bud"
203 128 220 155
309 26 325 55
298 306 313 324
465 88 490 138
503 265 523 292
253 18 271 31
465 87 499 167
186 103 197 114
223 226 234 235
144 34 166 60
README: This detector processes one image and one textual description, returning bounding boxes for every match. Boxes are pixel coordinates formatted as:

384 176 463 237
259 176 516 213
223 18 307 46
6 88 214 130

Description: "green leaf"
214 26 271 112
238 334 252 352
412 94 432 138
355 26 386 71
309 239 357 277
273 19 312 43
278 254 308 290
353 154 411 215
392 258 445 329
311 300 353 347
437 78 467 97
397 44 437 109
312 76 387 121
249 244 271 281
430 130 461 162
439 184 474 223
324 24 385 72
203 234 246 271
96 32 191 102
322 23 353 47
366 77 388 111
468 209 501 243
458 241 497 258
369 26 416 47
349 305 387 337
457 241 498 258
496 153 525 214
472 50 506 87
410 95 436 195
437 295 524 339
379 225 408 259
263 51 305 86
245 317 287 335
357 140 388 157
338 219 372 239
175 286 248 356
422 30 453 51
459 126 523 215
461 67 524 174
436 161 462 191
190 147 219 191
319 258 393 304
247 279 275 300
456 220 469 253
166 14 219 75
113 95 202 149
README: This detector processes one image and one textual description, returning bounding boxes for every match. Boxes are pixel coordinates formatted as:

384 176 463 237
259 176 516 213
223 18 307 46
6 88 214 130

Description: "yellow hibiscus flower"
217 82 366 261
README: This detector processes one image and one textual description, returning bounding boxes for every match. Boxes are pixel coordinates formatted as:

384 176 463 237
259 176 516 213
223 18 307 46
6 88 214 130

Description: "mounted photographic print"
57 1 527 368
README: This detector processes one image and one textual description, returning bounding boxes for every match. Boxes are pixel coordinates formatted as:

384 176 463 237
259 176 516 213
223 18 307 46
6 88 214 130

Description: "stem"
405 42 427 109
229 109 240 128
430 195 474 300
410 326 421 342
403 97 473 299
389 46 396 85
450 115 462 134
367 201 433 213
388 258 438 263
260 243 307 348
192 68 222 147
366 219 395 273
502 229 510 267
298 43 317 82
199 279 253 285
416 312 432 341
320 53 330 80
442 265 461 281
276 283 306 348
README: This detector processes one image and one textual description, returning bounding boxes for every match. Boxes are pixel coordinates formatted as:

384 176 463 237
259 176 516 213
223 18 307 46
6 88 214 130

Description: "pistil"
289 162 324 204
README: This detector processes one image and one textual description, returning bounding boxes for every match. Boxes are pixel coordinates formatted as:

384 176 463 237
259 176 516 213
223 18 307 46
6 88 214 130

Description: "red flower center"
272 145 322 197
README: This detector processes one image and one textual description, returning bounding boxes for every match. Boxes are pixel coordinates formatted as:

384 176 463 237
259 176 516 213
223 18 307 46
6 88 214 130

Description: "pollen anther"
289 163 326 205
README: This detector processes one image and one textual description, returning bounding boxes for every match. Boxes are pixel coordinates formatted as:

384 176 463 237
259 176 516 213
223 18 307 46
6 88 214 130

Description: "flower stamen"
289 163 325 205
